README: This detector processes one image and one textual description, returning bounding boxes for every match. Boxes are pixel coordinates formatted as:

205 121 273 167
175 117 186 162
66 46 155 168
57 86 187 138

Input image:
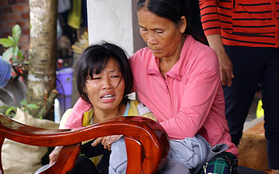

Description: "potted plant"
0 24 36 117
0 24 29 83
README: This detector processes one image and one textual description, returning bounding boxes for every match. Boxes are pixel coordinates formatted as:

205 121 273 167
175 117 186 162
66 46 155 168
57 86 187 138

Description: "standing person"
69 0 238 173
199 0 279 173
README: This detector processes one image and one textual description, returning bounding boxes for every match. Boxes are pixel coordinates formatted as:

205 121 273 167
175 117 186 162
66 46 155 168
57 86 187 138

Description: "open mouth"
101 94 115 100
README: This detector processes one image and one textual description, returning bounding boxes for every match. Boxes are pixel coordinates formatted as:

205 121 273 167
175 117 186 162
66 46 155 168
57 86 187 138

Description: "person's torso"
217 0 279 47
130 36 238 155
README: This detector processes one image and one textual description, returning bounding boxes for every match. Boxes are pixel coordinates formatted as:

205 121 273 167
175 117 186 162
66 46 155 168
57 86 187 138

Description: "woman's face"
85 58 125 112
137 7 186 59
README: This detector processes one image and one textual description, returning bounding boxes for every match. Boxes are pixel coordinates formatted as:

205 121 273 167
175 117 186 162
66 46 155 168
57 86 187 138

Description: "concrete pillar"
87 0 145 100
87 0 145 57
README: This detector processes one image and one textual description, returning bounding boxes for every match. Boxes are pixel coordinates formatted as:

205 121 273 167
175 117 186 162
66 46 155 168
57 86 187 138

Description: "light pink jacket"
129 35 238 156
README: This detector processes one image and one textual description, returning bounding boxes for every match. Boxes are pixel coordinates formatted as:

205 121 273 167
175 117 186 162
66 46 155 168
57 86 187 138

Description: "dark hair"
74 41 133 104
137 0 201 41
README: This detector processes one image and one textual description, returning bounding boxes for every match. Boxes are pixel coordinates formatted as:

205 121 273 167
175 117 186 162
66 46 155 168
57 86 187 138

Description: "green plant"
0 100 40 118
0 24 25 65
0 24 58 119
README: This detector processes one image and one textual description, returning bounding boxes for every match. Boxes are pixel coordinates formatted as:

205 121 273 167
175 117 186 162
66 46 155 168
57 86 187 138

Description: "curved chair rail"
0 114 169 174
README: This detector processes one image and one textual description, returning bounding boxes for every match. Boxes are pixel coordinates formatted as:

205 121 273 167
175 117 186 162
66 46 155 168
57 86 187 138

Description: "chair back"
0 114 169 174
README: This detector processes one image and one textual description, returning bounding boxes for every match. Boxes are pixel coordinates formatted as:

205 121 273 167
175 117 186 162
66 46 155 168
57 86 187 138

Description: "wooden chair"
0 114 169 174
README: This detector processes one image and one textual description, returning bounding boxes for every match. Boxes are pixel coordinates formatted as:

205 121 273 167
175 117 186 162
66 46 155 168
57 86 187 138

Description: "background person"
199 0 279 173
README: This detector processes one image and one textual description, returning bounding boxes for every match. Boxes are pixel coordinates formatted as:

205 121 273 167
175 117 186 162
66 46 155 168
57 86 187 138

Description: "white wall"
87 0 146 56
87 0 146 100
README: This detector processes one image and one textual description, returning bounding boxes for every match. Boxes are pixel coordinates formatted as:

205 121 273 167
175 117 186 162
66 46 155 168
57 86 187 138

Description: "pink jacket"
129 35 238 156
68 35 238 156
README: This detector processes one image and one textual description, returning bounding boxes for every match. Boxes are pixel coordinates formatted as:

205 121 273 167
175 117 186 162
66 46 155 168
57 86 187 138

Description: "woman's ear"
180 16 187 33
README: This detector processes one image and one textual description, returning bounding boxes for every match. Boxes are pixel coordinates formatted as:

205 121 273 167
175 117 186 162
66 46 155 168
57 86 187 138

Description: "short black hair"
74 41 133 104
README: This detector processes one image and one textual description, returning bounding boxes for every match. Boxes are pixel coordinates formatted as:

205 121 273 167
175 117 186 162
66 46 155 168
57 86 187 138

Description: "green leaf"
0 38 15 47
9 46 20 64
20 100 28 106
27 103 40 109
12 46 19 57
2 47 14 61
0 106 8 110
5 106 16 116
12 24 21 45
11 57 21 64
18 50 23 59
8 36 14 42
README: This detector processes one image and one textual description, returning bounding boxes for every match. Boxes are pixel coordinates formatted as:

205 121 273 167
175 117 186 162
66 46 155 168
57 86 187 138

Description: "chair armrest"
0 114 169 174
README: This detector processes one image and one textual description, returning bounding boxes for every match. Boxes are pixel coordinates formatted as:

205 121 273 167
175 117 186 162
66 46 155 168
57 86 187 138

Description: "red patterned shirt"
199 0 279 47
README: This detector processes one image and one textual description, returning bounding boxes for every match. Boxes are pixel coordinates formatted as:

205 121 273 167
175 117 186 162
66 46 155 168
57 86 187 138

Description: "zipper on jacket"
150 70 173 103
165 75 175 117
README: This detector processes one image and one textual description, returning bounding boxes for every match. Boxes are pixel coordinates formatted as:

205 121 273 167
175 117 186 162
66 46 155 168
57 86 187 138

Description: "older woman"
68 0 238 173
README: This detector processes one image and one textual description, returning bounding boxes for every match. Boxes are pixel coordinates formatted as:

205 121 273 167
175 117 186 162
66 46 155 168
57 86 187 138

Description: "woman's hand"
49 146 63 165
91 135 123 151
206 34 234 86
217 51 234 86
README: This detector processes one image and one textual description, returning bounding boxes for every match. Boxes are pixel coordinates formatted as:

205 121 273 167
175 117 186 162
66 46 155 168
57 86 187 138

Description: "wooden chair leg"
125 137 143 174
0 136 4 174
39 144 81 174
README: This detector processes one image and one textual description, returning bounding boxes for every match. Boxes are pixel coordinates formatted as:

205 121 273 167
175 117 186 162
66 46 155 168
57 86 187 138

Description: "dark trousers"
223 45 279 169
68 140 110 174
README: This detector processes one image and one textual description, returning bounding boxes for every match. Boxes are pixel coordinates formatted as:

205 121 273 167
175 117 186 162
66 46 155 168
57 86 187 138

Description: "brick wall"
0 0 30 55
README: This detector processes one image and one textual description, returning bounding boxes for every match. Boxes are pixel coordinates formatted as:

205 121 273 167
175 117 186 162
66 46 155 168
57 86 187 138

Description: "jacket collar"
147 35 194 81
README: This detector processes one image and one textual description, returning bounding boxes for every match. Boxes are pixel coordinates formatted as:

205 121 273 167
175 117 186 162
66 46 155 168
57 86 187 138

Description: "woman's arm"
199 0 221 36
49 146 63 165
206 34 234 86
160 49 223 139
64 98 92 129
199 0 234 86
91 135 122 151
